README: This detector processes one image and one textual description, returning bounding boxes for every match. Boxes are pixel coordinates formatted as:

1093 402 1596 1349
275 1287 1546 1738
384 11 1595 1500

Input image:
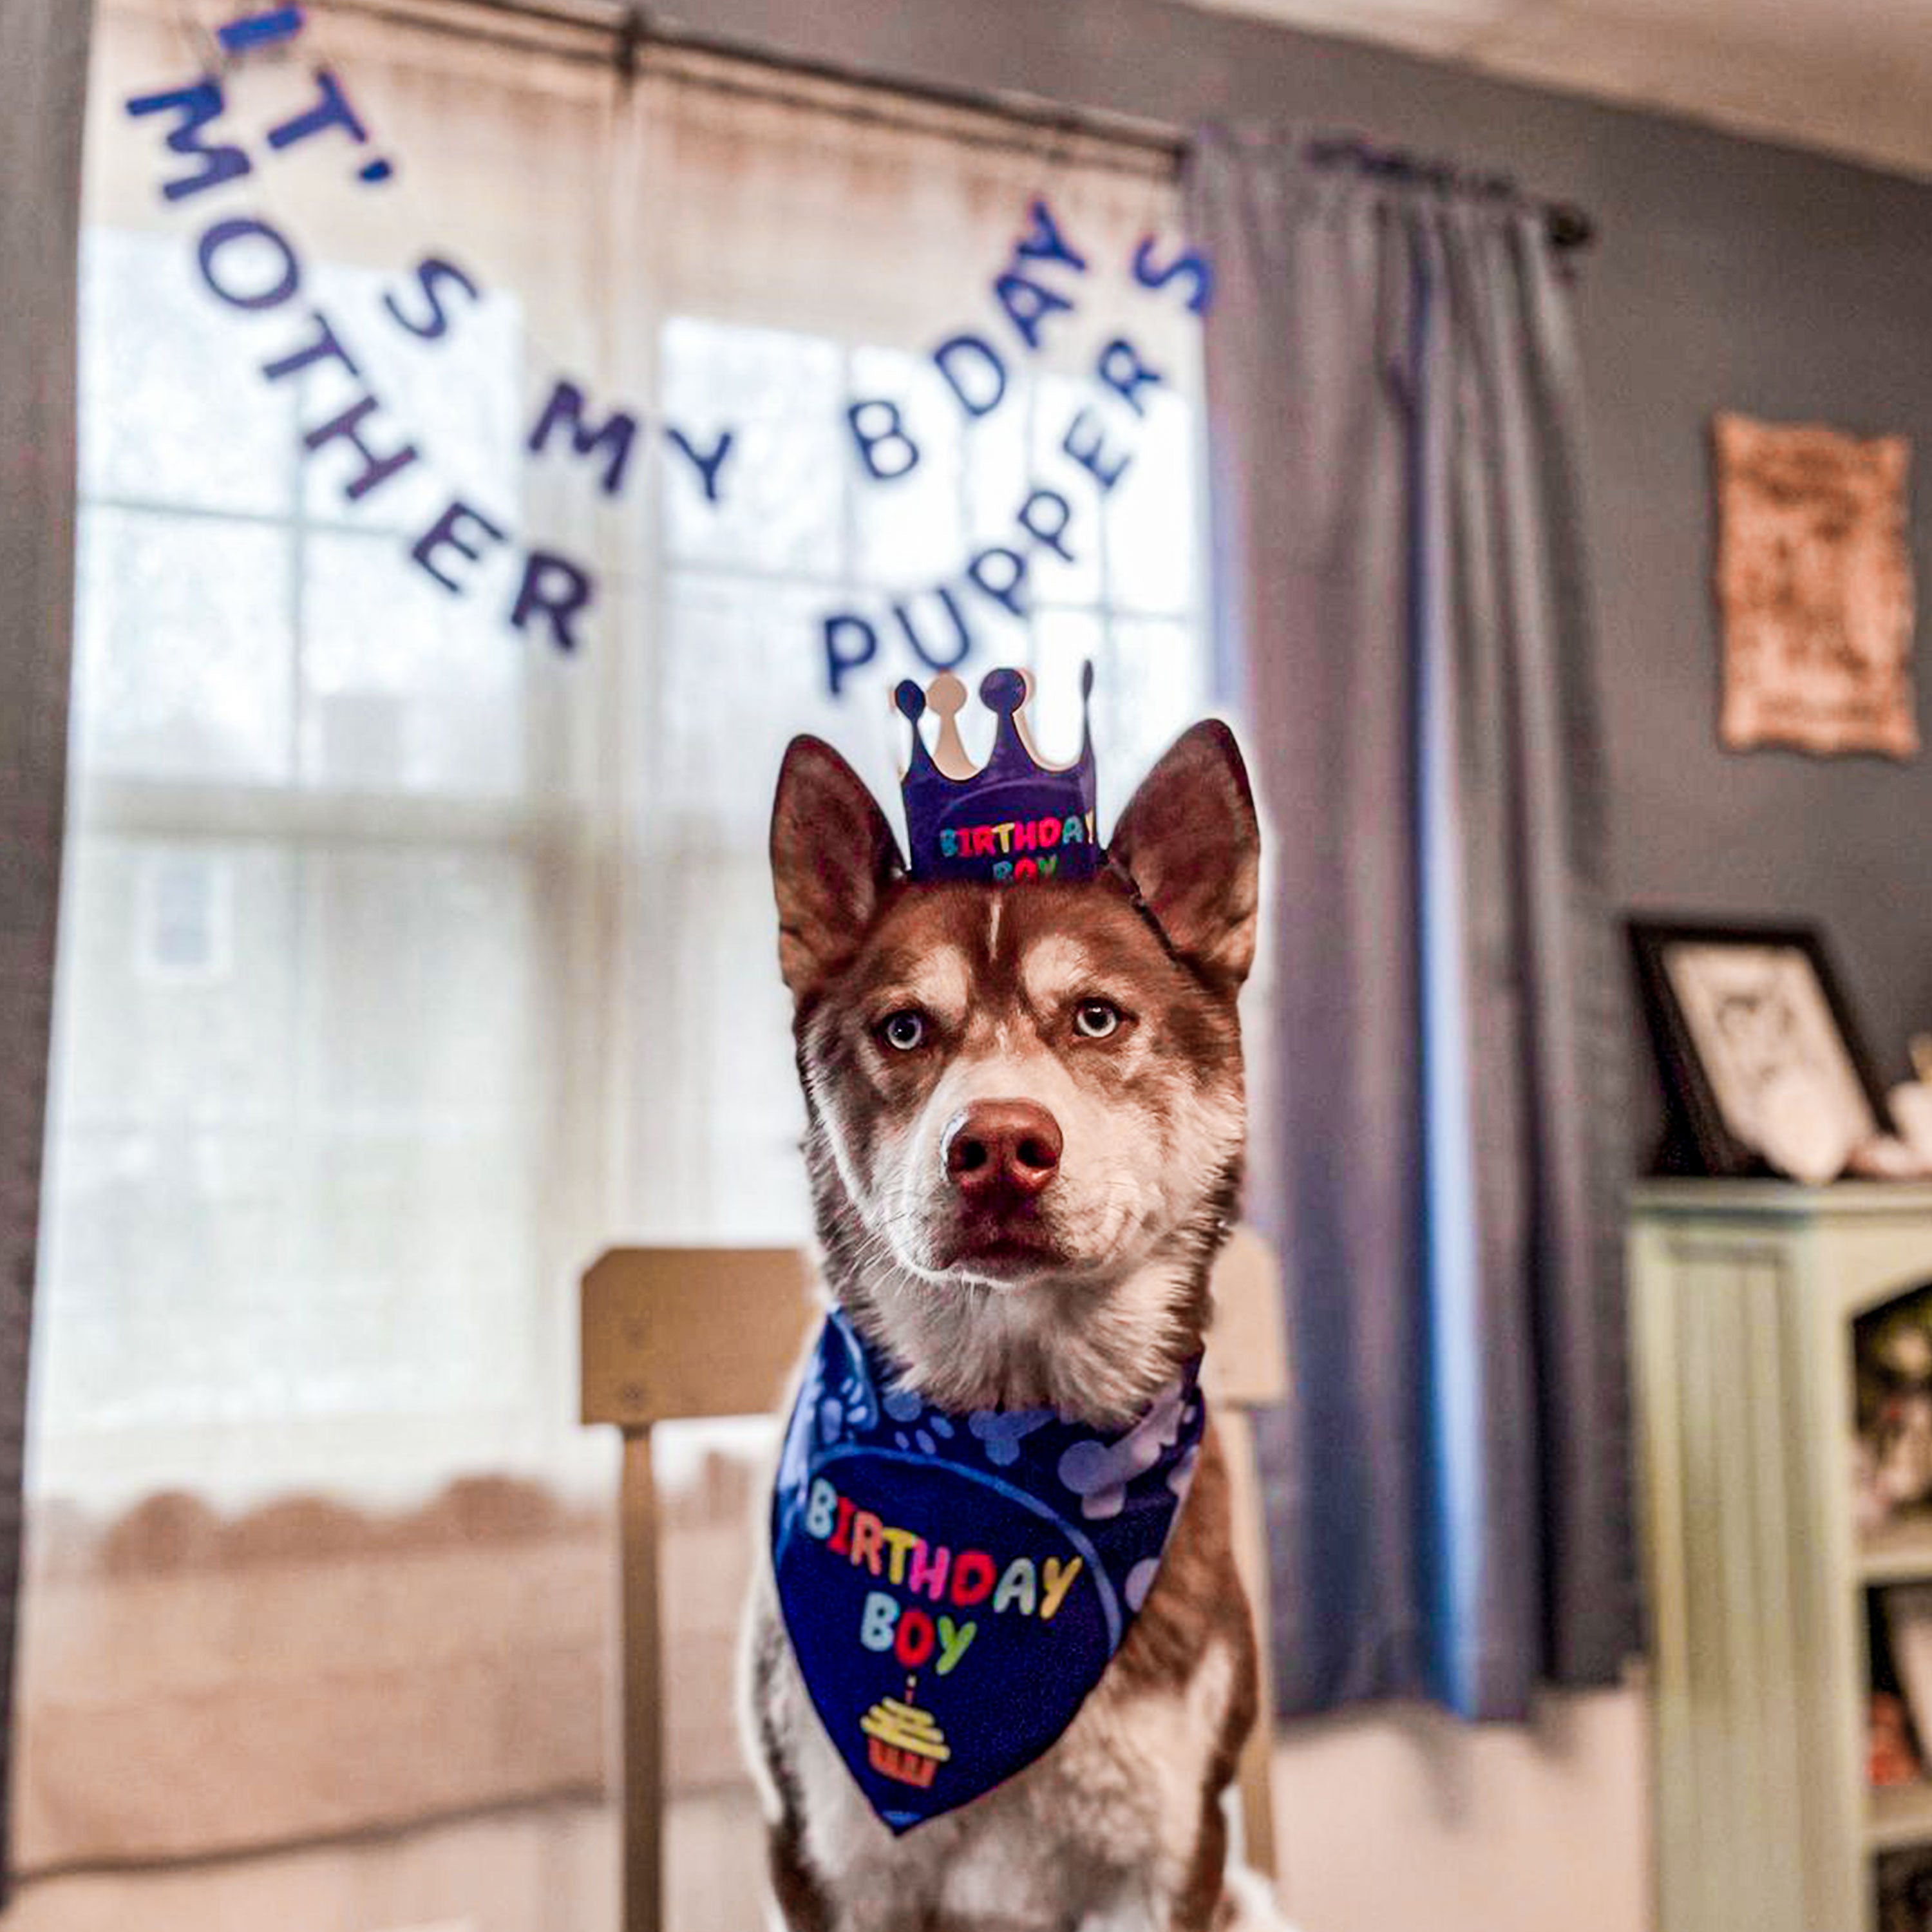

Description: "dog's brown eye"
880 1010 927 1052
1073 999 1122 1040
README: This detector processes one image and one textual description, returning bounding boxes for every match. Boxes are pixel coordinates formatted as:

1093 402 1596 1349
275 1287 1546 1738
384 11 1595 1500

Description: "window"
42 222 556 1503
22 5 1218 1908
37 0 1211 1515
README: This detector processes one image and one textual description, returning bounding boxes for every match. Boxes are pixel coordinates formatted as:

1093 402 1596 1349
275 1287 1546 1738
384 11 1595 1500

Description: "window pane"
627 854 810 1242
1105 614 1212 790
53 837 296 1134
1026 610 1209 793
656 569 900 844
303 846 538 1130
302 529 525 795
40 833 301 1445
37 836 545 1484
39 1121 538 1442
1102 387 1199 618
961 372 1033 544
298 260 528 535
1029 607 1108 761
659 319 846 574
1024 372 1107 610
75 506 295 782
847 345 968 585
80 229 296 518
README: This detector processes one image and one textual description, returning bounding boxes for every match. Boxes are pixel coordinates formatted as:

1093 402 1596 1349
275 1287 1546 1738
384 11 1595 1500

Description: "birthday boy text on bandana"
772 1311 1205 1832
798 1473 1086 1681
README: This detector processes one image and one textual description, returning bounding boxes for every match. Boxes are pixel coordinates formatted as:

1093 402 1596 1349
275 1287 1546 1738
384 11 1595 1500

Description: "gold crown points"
899 670 1084 783
895 663 1099 884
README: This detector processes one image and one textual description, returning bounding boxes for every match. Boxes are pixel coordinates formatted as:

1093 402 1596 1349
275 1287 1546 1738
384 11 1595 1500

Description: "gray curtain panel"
1185 130 1636 1720
1 0 93 1893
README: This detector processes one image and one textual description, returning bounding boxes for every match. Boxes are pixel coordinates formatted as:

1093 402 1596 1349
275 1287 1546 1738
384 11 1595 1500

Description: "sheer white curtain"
41 0 1209 1515
23 0 1210 1893
48 3 623 1513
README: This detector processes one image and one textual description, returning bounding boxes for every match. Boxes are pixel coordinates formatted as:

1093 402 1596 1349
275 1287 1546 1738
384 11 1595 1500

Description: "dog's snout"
943 1100 1063 1199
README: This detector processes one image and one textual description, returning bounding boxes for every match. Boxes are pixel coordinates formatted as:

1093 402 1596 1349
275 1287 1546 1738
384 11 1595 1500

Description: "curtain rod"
613 6 1191 160
343 0 1598 247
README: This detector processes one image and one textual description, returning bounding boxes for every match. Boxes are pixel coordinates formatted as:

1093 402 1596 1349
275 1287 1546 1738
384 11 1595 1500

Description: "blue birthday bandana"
771 1309 1207 1832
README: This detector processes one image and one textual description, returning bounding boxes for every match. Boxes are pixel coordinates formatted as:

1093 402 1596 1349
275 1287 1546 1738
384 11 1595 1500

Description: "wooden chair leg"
620 1430 663 1932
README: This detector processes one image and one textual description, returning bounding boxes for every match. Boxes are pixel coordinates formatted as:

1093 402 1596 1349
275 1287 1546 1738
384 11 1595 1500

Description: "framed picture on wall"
1627 918 1891 1182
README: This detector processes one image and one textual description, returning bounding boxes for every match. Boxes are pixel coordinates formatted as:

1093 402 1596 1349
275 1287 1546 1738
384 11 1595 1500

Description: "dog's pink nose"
943 1101 1063 1199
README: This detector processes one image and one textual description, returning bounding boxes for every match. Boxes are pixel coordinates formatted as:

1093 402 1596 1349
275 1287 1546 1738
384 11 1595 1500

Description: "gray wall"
683 0 1932 1150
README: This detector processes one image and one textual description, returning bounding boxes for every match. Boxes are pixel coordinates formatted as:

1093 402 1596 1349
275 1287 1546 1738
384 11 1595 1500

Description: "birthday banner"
119 7 1213 697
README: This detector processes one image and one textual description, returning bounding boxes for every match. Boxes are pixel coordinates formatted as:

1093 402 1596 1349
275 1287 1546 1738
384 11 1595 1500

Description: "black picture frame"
1625 916 1892 1179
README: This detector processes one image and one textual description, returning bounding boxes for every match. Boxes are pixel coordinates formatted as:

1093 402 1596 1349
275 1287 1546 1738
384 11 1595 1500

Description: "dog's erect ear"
770 735 904 1002
1107 720 1260 992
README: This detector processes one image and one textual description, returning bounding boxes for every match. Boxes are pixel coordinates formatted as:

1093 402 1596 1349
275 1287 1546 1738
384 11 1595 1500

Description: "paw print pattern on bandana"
826 1320 880 1437
969 1408 1054 1468
1056 1381 1188 1520
777 1350 827 1499
884 1387 961 1455
1124 1557 1161 1612
838 1370 876 1433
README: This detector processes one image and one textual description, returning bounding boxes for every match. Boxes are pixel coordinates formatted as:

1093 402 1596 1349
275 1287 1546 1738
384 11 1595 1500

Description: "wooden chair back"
580 1227 1287 1932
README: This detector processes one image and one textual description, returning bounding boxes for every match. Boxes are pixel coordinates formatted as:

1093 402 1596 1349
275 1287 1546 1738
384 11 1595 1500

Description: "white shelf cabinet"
1631 1182 1932 1932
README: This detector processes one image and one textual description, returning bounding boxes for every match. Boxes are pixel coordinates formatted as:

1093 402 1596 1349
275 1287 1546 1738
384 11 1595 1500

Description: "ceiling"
1184 0 1932 180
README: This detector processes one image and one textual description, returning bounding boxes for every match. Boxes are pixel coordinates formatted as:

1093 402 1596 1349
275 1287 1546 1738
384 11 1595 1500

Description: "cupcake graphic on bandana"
860 1678 950 1790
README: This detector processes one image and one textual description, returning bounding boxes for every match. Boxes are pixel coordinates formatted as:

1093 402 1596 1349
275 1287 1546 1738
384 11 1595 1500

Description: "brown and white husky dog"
741 715 1279 1932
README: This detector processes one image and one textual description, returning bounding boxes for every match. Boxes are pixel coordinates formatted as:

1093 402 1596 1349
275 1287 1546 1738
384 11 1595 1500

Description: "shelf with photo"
1627 919 1932 1186
1859 1336 1932 1880
1877 1841 1932 1929
1856 1292 1932 1861
1871 1588 1929 1796
1631 1179 1932 1931
1858 1292 1932 1561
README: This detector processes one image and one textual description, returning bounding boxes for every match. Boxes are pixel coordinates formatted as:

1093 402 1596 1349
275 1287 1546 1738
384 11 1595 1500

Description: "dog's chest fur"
741 1420 1258 1932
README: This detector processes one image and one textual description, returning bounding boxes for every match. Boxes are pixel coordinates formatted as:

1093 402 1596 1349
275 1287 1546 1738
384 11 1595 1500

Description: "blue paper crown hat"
894 664 1099 884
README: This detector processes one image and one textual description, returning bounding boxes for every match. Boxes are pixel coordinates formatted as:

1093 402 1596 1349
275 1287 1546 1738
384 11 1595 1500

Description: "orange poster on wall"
1713 411 1917 759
